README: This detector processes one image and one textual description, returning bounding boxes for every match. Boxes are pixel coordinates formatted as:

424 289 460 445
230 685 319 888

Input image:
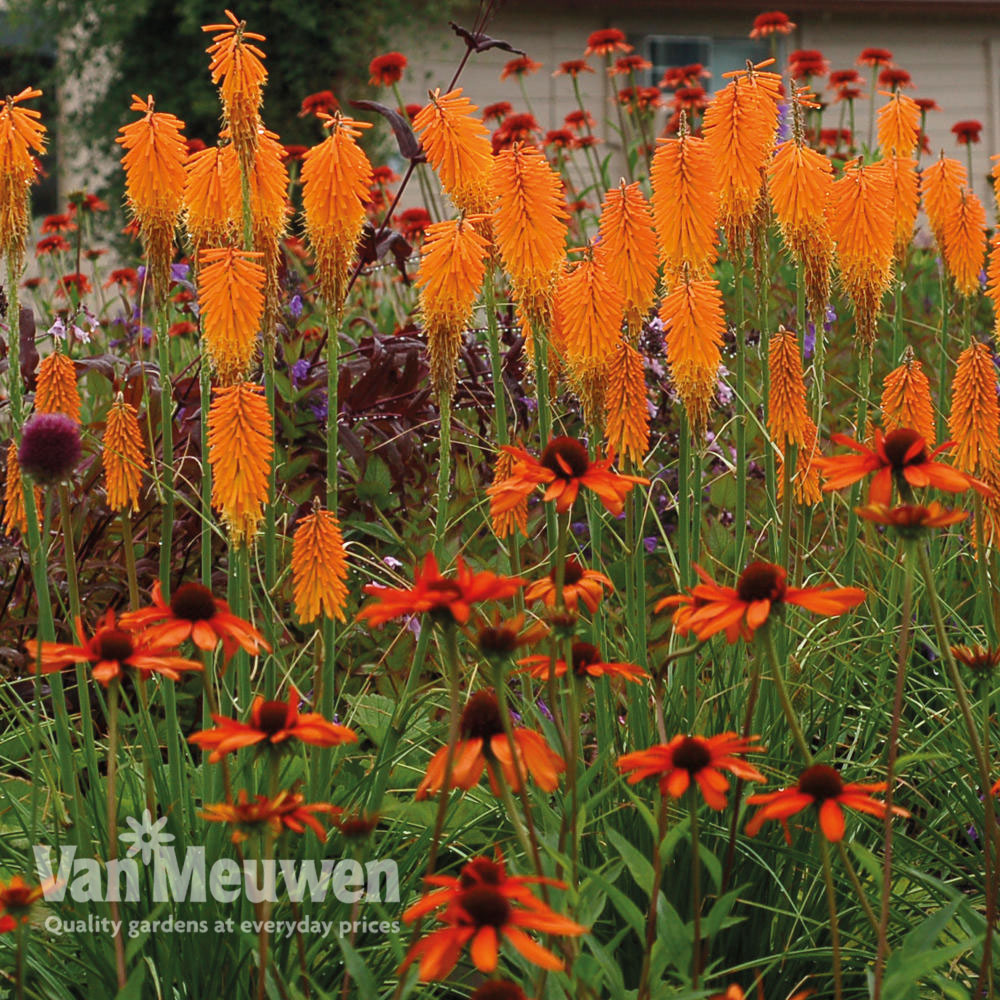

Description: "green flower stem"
637 794 669 1000
121 512 140 609
530 315 558 550
155 306 175 589
106 680 127 990
6 254 24 425
199 359 213 586
571 75 605 193
874 539 915 1000
734 256 748 570
820 834 844 1000
779 444 796 581
759 619 812 763
936 268 950 444
14 921 25 1000
977 679 998 998
689 789 703 988
974 496 999 645
843 351 871 586
434 389 451 562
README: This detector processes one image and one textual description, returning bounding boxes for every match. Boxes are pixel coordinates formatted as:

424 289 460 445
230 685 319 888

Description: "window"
641 34 771 91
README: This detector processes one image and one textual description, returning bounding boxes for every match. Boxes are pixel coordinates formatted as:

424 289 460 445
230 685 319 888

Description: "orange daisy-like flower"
189 687 357 762
0 87 46 265
300 114 374 312
357 553 525 628
39 609 202 686
524 557 613 614
618 733 766 808
413 88 493 216
856 501 968 538
416 689 565 799
34 351 81 423
487 436 648 519
584 28 632 57
115 95 187 298
202 10 267 169
816 427 987 505
121 580 270 663
746 763 906 842
102 395 148 514
473 611 546 663
291 506 350 624
490 449 529 539
207 381 273 546
0 875 60 932
603 340 650 467
954 644 1000 674
656 561 865 644
202 788 337 844
881 350 935 445
942 187 987 298
197 247 266 385
400 853 585 980
949 341 1000 478
519 641 647 683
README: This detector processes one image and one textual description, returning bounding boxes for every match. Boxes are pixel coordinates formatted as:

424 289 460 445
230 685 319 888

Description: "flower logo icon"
119 811 175 866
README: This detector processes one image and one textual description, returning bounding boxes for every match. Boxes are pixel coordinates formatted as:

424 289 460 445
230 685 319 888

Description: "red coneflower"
828 69 863 88
400 853 585 980
395 206 432 242
121 580 270 662
487 436 648 518
0 876 60 932
299 90 339 118
189 687 357 761
657 561 865 644
544 128 575 149
519 641 647 683
746 763 906 842
952 119 983 145
609 54 653 77
483 100 513 124
202 789 338 844
35 234 69 255
356 553 525 628
369 51 407 86
856 501 968 538
584 28 632 57
789 50 829 80
41 212 74 233
878 66 913 90
749 11 796 37
661 63 711 89
858 48 893 67
524 557 613 613
416 689 565 799
618 733 766 808
500 55 542 80
553 60 594 78
818 427 989 504
39 609 202 686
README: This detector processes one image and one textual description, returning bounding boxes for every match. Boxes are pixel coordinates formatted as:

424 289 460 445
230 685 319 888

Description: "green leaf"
606 825 654 895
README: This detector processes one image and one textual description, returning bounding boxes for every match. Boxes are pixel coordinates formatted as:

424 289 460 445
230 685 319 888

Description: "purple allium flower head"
18 413 82 484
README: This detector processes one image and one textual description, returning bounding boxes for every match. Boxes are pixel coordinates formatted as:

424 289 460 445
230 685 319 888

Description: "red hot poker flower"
357 553 525 628
618 733 766 808
189 687 357 762
815 427 989 505
746 763 907 842
656 561 865 644
488 436 648 518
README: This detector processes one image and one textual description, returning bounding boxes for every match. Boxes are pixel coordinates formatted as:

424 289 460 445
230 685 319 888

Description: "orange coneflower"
921 152 967 252
412 88 493 215
197 246 265 384
416 689 565 799
207 381 273 546
778 417 823 506
491 142 568 323
828 157 895 348
856 500 968 537
618 733 766 808
400 853 585 980
0 87 46 267
34 351 80 423
816 426 987 504
116 95 188 298
357 553 525 628
603 340 650 467
291 505 349 623
102 396 147 514
597 180 658 336
487 436 648 519
416 216 490 398
202 10 267 171
656 561 865 644
0 876 61 932
877 90 920 156
524 556 613 613
2 440 38 536
556 253 625 425
659 273 726 432
942 187 987 297
949 341 1000 476
202 789 337 844
121 580 269 662
519 641 647 683
954 644 1000 673
190 687 357 761
767 327 810 450
183 144 236 251
473 611 545 663
300 114 374 313
885 155 919 263
490 449 528 539
703 62 782 252
881 349 935 445
650 130 719 285
39 609 202 686
746 763 906 842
